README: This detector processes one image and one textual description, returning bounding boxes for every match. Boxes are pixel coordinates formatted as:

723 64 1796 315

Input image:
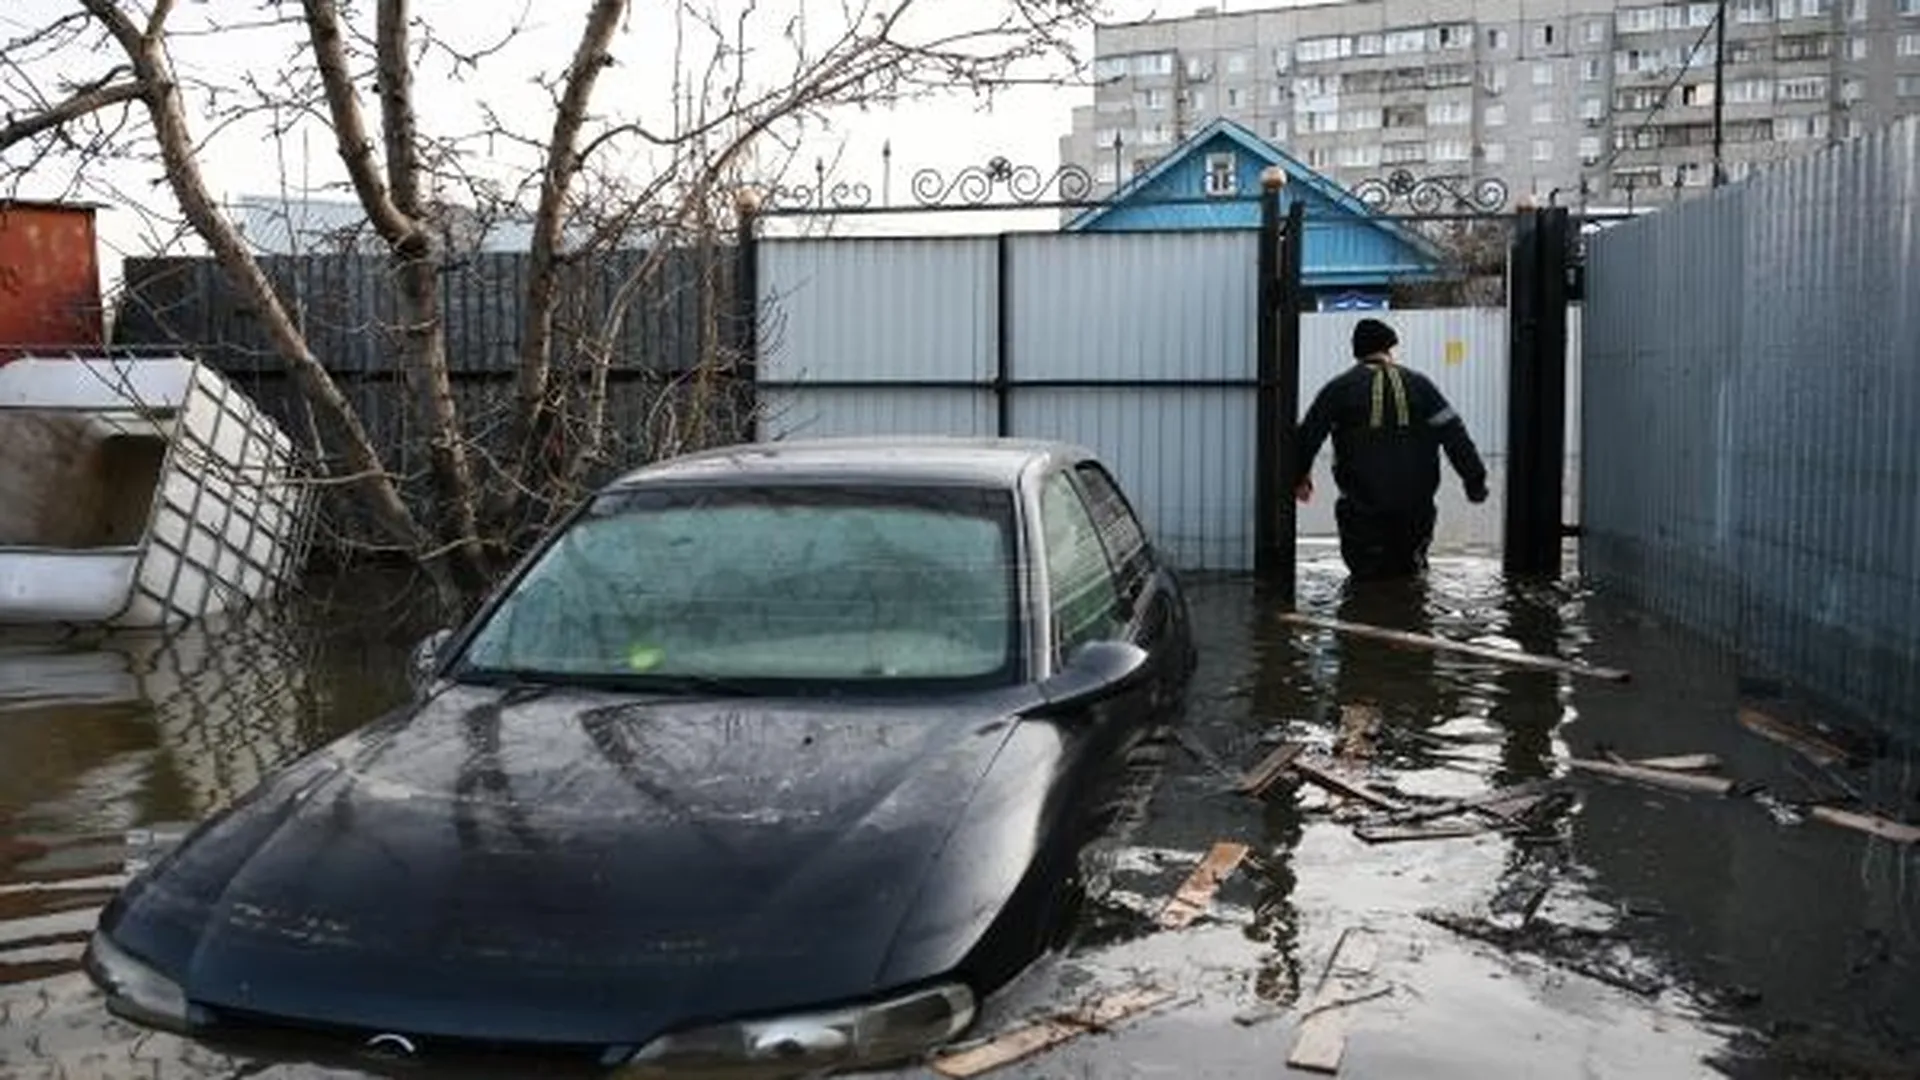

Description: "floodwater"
2 552 1916 1080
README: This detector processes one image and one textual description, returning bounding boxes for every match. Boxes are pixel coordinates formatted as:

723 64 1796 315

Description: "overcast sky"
2 0 1259 269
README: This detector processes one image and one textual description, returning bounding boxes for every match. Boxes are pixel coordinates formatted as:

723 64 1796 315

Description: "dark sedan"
83 437 1197 1074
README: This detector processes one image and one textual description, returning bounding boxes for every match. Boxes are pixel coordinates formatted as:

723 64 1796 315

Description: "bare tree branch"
0 76 140 154
299 0 419 249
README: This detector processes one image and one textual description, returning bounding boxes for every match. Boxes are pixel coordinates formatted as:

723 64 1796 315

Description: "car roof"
606 436 1097 490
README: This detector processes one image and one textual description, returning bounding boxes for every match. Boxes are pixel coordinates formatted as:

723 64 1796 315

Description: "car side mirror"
408 628 454 694
1032 639 1150 715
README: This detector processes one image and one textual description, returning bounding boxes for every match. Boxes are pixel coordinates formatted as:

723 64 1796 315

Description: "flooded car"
81 437 1197 1074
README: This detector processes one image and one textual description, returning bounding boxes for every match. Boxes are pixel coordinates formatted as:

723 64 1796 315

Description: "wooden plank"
1737 708 1850 767
929 986 1174 1078
1278 612 1632 683
1353 822 1486 844
1566 758 1734 796
1238 741 1306 796
1288 928 1383 1074
1632 753 1724 773
1809 806 1920 845
1379 781 1560 827
1290 757 1408 813
1158 841 1252 929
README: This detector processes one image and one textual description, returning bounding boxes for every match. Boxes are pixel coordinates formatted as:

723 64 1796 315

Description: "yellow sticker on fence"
1445 340 1466 365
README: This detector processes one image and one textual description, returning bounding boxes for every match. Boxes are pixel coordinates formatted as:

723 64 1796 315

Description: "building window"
1095 127 1124 148
1583 57 1605 81
1533 61 1555 86
1531 101 1556 124
1345 107 1383 130
1484 66 1510 93
1204 152 1238 195
1430 139 1471 162
1130 53 1173 76
1226 52 1250 75
1096 161 1118 183
1735 0 1773 22
1532 138 1555 161
1306 147 1335 168
1385 104 1425 128
1141 123 1173 145
1900 32 1920 54
1383 142 1427 164
1681 83 1717 106
1094 56 1129 80
1486 103 1509 126
1186 56 1208 79
1269 85 1287 107
1587 19 1606 43
1842 77 1865 101
1487 27 1509 49
1582 97 1606 121
1227 87 1244 108
1777 75 1829 101
1772 114 1830 139
1355 33 1384 56
1338 144 1381 168
1777 35 1833 60
1483 141 1507 163
1297 36 1350 62
1191 90 1208 112
1438 24 1473 48
1579 135 1603 163
1901 74 1920 96
1850 0 1868 18
1851 37 1871 58
1298 110 1339 134
1729 77 1773 103
1428 99 1471 125
1137 89 1167 110
1385 29 1426 54
1903 0 1920 15
1533 23 1557 47
1272 47 1292 73
1270 118 1290 140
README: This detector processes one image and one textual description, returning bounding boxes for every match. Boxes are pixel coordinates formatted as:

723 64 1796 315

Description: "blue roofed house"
1065 118 1447 311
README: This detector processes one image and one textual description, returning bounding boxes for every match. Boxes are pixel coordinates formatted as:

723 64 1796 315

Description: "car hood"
98 682 1029 1048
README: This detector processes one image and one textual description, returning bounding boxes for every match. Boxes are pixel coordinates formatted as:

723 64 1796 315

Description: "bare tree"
1 0 1097 612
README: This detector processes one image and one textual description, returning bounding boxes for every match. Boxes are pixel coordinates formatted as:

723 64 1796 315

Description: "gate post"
1255 169 1302 603
734 189 761 442
1503 206 1572 576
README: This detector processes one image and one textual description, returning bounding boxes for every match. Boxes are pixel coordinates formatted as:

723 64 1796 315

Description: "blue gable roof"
1065 118 1445 288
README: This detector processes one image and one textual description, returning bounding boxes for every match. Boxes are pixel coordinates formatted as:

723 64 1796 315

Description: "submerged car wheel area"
83 437 1196 1074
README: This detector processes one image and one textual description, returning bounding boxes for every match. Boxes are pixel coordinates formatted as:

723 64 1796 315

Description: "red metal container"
0 200 104 363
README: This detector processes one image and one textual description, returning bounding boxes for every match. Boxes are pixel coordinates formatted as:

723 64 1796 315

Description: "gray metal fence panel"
1582 115 1920 735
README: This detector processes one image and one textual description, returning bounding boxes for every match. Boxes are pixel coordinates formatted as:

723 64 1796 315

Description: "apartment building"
1059 0 1920 206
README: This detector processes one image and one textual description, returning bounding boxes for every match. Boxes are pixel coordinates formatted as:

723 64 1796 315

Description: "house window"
1428 99 1471 125
1533 61 1555 86
1190 90 1208 113
1227 87 1244 108
1270 118 1290 140
1204 152 1238 196
1438 24 1473 48
1900 74 1920 96
1533 23 1556 47
1345 107 1383 130
1587 19 1607 43
1850 0 1867 18
1900 32 1920 54
1134 53 1174 76
1776 75 1829 101
1430 139 1471 161
1383 142 1426 164
1486 103 1509 126
1186 56 1208 78
1096 161 1118 183
1338 144 1381 167
1484 66 1510 93
1269 85 1287 107
1487 27 1509 49
1306 147 1335 168
1531 101 1556 124
1735 0 1772 21
1532 138 1555 161
1483 141 1507 163
1842 77 1865 101
1851 37 1871 58
1385 29 1426 54
1226 51 1250 74
1582 97 1606 121
1583 57 1605 82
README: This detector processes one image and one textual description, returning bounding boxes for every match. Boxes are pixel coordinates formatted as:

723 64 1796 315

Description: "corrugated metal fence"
760 231 1581 570
1581 116 1920 733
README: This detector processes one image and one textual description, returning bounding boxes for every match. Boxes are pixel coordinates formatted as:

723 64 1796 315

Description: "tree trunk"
77 1 462 610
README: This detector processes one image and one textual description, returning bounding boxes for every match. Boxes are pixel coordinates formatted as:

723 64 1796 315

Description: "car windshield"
453 482 1020 692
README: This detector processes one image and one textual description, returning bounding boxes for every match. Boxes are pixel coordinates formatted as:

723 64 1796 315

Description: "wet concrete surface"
2 553 1917 1079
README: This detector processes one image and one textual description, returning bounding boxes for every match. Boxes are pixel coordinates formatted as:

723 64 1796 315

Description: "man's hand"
1295 477 1314 504
1467 481 1488 504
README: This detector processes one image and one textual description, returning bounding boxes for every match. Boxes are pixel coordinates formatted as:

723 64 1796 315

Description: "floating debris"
929 985 1177 1077
1288 926 1387 1074
1157 841 1250 929
1277 611 1633 682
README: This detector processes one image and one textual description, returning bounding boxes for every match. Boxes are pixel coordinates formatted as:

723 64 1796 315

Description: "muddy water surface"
2 556 1915 1079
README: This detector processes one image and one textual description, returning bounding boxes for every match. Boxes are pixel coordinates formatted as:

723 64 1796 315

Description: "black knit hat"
1352 318 1398 359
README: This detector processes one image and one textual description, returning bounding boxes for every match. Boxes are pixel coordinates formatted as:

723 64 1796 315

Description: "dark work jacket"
1295 358 1488 518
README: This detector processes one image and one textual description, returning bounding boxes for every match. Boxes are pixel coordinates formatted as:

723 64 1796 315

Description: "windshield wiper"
452 666 760 698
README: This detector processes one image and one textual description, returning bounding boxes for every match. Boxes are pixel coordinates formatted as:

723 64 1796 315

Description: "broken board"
1809 806 1920 845
1632 753 1724 773
1277 612 1632 683
929 986 1175 1077
1737 708 1850 768
1239 741 1306 797
1566 758 1734 796
1158 841 1251 929
1288 927 1383 1074
1290 757 1408 813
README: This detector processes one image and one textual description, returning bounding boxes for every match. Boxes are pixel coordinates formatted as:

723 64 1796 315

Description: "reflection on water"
0 558 1916 1079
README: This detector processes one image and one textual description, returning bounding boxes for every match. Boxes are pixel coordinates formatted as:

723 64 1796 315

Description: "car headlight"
618 982 975 1076
83 931 198 1032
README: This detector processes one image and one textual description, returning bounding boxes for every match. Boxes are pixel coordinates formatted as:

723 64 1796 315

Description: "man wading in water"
1293 318 1489 582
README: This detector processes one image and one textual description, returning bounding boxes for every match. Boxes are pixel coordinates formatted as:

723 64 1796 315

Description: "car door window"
1040 471 1124 660
1073 462 1153 602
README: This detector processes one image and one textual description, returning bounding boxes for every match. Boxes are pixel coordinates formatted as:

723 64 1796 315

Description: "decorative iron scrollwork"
762 179 875 211
908 157 1094 207
1352 170 1509 214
